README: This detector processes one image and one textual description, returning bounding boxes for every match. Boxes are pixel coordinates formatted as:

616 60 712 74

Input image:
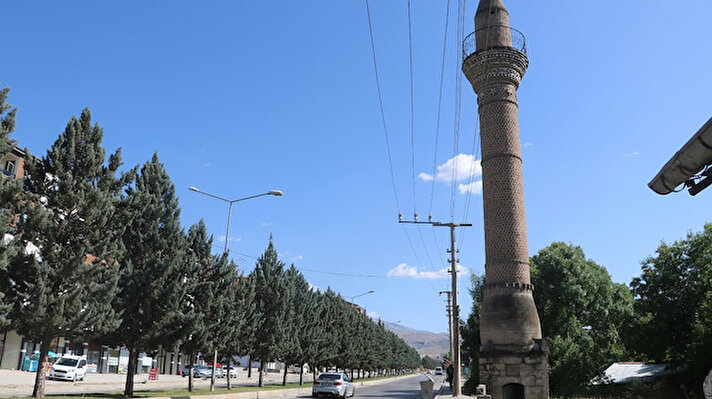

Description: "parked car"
48 355 87 381
434 366 443 375
222 365 238 378
312 372 355 398
182 365 213 378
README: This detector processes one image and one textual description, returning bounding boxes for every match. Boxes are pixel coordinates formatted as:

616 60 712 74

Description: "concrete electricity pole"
400 214 470 396
439 291 454 364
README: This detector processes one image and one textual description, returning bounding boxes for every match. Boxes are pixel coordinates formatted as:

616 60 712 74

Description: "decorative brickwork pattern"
463 1 549 397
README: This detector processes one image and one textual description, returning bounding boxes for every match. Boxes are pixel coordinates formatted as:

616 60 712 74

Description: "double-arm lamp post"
188 186 283 390
189 187 283 254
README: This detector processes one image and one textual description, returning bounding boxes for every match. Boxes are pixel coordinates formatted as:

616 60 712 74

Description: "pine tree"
199 238 236 392
2 109 127 399
221 265 257 389
178 221 211 392
0 84 18 330
279 265 308 385
251 236 290 387
223 275 262 388
0 85 16 156
103 153 193 397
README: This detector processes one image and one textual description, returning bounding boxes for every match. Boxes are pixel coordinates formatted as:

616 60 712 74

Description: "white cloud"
217 236 242 243
523 142 533 148
367 311 379 319
418 172 434 181
418 154 481 183
458 181 482 195
308 282 320 292
386 263 469 279
291 255 304 261
260 222 274 227
623 151 640 158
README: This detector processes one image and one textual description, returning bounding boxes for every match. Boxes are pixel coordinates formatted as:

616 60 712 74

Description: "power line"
428 0 452 216
299 267 384 279
451 0 466 220
364 0 401 213
407 0 417 214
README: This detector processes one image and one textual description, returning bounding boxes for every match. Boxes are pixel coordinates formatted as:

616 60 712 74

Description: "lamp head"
268 190 283 196
189 186 200 192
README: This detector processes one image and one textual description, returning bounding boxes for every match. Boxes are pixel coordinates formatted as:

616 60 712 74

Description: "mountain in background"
385 321 449 359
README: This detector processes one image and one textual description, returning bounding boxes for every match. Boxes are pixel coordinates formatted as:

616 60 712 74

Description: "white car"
222 365 238 378
312 372 355 398
434 366 443 375
48 355 87 381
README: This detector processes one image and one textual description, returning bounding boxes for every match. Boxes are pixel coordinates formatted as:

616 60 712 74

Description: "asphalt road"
289 374 446 399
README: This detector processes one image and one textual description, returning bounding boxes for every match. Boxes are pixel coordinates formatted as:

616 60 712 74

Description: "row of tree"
462 228 712 398
0 89 419 399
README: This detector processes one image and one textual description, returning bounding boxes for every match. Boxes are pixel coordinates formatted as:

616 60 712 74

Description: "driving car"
434 366 443 375
312 372 355 398
182 365 213 378
48 355 87 381
222 365 238 378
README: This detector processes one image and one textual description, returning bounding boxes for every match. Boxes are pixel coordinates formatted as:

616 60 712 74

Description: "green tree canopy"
104 153 193 396
530 242 633 397
2 109 127 398
0 84 18 330
628 223 712 395
251 236 290 387
0 85 16 156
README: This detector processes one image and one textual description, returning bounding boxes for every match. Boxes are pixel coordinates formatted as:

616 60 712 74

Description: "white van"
434 366 443 375
48 355 87 381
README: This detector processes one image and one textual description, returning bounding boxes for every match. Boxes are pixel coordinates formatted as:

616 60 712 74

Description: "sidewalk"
0 368 314 397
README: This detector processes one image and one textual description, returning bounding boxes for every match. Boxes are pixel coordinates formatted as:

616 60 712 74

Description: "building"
1 145 25 179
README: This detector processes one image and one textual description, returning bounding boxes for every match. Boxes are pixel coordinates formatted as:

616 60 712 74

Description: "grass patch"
5 383 307 399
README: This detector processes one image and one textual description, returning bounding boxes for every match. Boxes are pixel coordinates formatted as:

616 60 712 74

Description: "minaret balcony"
463 25 527 61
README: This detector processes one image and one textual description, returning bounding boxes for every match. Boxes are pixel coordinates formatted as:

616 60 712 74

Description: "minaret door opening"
502 383 524 399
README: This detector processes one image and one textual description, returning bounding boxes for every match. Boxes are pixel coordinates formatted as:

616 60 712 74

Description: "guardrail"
463 25 527 59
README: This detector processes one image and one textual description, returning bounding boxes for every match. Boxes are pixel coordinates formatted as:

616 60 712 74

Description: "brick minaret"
462 0 549 398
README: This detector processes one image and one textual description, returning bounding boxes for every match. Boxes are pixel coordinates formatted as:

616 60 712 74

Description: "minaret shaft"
462 1 549 398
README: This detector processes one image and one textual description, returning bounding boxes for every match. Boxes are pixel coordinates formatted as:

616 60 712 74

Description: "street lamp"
188 186 282 391
188 186 283 254
347 290 375 304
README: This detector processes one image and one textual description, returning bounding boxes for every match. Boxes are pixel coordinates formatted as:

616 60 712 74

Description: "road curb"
123 374 418 399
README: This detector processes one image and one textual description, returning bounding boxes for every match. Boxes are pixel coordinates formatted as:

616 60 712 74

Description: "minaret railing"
462 25 527 59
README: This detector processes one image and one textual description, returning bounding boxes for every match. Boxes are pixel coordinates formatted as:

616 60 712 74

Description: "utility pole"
400 214 470 396
439 291 453 363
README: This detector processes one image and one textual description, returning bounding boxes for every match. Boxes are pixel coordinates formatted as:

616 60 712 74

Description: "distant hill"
385 321 449 360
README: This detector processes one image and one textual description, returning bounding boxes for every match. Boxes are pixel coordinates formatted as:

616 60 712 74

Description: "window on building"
3 160 16 176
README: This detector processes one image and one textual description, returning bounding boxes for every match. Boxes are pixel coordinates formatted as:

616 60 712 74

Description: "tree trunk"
247 355 252 378
188 353 195 392
258 360 265 387
282 365 288 386
226 353 232 390
299 364 304 386
31 339 50 399
210 349 217 392
124 347 139 397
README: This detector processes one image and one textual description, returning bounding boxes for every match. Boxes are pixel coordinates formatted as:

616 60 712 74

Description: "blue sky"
4 1 712 334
